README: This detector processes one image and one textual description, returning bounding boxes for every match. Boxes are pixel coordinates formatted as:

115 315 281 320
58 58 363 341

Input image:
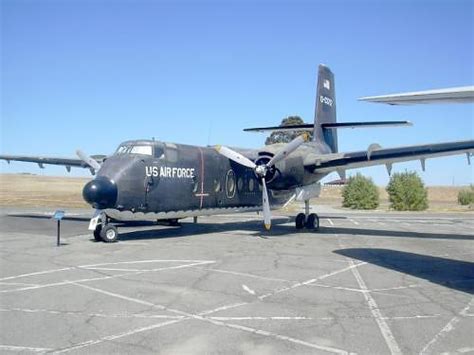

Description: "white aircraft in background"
359 86 474 105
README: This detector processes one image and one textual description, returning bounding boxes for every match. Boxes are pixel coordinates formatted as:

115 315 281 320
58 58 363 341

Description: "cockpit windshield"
115 144 153 156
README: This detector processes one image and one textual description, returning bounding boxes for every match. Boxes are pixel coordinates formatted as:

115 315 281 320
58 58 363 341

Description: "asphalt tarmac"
0 207 473 354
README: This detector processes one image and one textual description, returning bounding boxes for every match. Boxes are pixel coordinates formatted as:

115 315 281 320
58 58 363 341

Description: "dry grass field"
0 174 471 212
0 174 89 208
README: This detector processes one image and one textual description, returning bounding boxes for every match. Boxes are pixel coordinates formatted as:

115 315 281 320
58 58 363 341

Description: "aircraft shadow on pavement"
8 213 91 222
118 217 474 241
6 213 473 242
334 248 474 294
316 226 474 241
118 218 294 241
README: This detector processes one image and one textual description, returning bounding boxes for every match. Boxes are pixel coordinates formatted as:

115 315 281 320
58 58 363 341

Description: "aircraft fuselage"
83 139 328 221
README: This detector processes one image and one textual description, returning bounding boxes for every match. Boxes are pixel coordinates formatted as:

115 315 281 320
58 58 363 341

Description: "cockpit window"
115 144 153 156
130 145 152 155
116 145 130 154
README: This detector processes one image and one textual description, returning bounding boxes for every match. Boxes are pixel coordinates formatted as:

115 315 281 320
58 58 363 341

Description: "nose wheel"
100 225 119 243
91 213 119 243
93 225 102 242
295 200 320 231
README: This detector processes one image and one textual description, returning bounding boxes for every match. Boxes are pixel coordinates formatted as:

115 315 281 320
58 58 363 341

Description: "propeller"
215 146 256 169
261 177 271 230
266 133 309 167
215 133 309 230
76 149 101 172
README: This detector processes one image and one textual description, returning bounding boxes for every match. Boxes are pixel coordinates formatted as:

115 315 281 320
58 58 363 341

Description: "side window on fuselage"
154 146 165 159
165 147 178 163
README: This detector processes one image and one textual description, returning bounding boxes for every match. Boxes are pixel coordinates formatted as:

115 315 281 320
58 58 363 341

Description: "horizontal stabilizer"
244 121 411 132
321 121 411 129
243 124 314 132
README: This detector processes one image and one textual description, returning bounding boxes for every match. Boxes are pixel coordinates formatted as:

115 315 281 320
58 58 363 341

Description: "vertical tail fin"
313 64 338 153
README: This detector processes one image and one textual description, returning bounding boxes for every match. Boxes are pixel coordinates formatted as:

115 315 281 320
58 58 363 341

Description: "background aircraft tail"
313 64 338 153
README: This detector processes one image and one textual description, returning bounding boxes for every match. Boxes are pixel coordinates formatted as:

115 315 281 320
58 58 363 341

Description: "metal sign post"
52 210 65 246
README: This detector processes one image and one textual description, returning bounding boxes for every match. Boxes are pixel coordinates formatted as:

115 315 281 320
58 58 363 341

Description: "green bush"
458 185 474 206
342 174 379 210
386 171 428 211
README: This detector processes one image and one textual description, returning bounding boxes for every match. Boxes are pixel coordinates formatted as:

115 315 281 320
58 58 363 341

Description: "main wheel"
93 225 102 242
295 213 306 229
306 213 320 231
168 219 180 226
100 225 119 243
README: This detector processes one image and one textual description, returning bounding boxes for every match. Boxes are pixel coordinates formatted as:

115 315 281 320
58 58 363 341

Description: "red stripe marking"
198 147 205 209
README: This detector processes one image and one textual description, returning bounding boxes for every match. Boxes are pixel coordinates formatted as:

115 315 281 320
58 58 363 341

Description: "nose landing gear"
100 225 119 243
91 212 119 243
295 200 320 231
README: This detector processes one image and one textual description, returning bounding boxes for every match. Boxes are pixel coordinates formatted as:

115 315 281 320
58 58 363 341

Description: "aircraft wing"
0 154 105 173
305 140 474 174
359 86 474 105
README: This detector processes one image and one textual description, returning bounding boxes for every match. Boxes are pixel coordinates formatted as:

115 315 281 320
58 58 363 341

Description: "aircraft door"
140 158 155 210
142 145 165 211
213 155 227 208
194 147 225 210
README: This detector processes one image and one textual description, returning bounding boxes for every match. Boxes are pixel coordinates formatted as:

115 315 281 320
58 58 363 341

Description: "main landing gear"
92 213 119 243
295 200 320 231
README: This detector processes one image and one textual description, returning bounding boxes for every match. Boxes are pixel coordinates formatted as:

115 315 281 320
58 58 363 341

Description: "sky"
1 0 473 185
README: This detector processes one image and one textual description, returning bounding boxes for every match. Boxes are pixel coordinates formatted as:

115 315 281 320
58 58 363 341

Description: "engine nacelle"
257 154 305 190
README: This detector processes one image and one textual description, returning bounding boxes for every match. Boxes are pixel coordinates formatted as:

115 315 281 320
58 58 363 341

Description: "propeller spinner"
215 133 309 230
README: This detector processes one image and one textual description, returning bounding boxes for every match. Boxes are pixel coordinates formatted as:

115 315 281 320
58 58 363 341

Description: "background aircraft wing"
0 154 106 173
305 140 474 174
359 86 474 105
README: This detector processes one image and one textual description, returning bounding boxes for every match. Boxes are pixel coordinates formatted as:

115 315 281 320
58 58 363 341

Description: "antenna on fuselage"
207 120 213 146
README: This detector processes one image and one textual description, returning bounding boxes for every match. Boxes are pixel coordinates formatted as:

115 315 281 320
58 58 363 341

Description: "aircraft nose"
82 177 117 209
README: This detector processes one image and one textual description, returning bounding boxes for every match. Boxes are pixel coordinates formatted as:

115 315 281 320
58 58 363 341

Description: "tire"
306 213 320 231
93 225 102 242
295 213 306 229
168 219 180 226
100 225 119 243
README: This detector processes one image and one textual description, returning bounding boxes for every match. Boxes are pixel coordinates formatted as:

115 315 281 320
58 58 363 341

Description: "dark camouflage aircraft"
2 65 473 242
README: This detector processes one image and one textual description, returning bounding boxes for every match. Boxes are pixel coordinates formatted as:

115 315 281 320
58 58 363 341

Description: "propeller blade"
267 133 309 167
215 145 256 169
76 149 101 171
261 178 271 230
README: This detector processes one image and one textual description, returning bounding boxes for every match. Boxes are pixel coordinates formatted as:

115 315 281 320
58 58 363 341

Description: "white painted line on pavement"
0 268 74 282
420 298 474 355
52 319 183 354
193 266 291 283
348 258 402 355
1 261 216 294
242 284 256 295
0 345 52 352
258 262 367 300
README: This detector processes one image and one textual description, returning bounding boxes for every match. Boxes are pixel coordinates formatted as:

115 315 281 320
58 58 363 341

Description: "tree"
458 185 474 206
265 116 313 145
342 173 379 210
386 171 428 211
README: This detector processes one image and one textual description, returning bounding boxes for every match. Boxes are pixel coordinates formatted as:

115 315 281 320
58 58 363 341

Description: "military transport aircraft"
2 65 474 243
